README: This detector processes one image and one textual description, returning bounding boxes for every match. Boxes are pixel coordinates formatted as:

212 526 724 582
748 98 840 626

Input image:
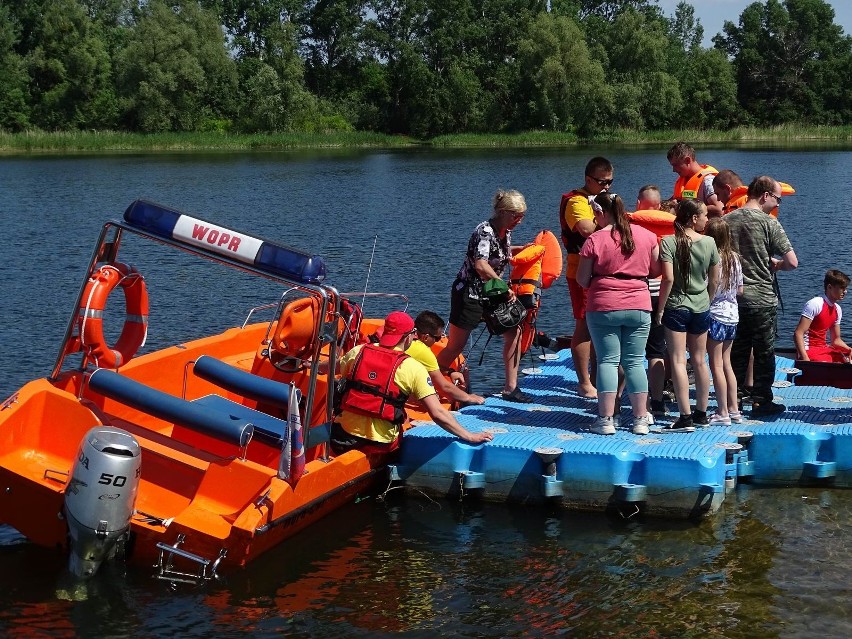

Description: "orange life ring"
723 182 794 217
79 263 149 369
628 210 676 240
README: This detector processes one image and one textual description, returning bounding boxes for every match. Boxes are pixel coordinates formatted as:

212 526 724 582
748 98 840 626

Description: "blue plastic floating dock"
391 351 852 518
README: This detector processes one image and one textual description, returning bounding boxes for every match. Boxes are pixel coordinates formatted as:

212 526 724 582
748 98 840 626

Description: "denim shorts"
708 318 737 342
662 307 710 335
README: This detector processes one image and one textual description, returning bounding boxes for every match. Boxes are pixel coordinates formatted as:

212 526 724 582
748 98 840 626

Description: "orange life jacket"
723 182 795 218
673 164 718 200
339 345 409 426
722 188 748 215
509 243 546 297
627 210 675 241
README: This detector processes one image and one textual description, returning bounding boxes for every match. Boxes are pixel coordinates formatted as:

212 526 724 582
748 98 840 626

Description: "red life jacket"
559 189 591 256
339 344 410 425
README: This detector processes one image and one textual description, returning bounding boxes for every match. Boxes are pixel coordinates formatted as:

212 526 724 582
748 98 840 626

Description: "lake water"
1 146 851 637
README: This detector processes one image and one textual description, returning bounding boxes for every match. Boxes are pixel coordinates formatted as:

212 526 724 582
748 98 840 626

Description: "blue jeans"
586 310 651 394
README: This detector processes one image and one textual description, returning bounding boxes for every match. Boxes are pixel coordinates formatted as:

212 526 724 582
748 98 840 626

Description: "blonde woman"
437 190 529 402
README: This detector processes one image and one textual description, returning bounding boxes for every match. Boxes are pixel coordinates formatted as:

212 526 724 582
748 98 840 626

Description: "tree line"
1 0 850 138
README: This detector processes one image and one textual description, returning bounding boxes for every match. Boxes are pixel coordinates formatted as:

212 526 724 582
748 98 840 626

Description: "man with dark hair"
558 156 613 398
725 176 798 417
712 169 745 214
667 142 723 217
407 310 485 406
794 270 851 363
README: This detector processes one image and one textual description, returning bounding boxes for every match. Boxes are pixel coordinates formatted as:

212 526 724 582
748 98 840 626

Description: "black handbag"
483 298 527 335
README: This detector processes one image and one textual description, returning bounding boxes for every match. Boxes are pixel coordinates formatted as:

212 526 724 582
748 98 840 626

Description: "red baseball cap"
378 311 415 347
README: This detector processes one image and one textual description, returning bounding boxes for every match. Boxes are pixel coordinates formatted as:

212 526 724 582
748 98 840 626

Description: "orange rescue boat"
0 199 430 583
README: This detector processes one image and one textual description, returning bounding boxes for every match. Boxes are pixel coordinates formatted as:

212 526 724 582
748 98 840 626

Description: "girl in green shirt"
656 200 720 432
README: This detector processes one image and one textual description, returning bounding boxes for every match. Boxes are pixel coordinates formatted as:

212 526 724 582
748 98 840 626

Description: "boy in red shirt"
794 269 852 362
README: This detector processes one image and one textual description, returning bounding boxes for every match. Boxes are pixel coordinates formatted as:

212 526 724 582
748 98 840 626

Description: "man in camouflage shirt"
725 176 798 416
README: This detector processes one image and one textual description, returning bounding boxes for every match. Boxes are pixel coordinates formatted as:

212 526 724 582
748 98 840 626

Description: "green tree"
219 0 301 59
0 3 30 130
668 0 703 51
115 0 237 131
591 9 683 129
21 0 117 129
516 12 612 134
302 0 365 96
675 47 739 128
655 2 739 129
714 0 852 124
362 0 433 135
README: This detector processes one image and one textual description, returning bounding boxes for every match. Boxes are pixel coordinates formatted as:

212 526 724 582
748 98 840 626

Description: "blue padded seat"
192 395 330 449
193 355 298 410
88 369 254 447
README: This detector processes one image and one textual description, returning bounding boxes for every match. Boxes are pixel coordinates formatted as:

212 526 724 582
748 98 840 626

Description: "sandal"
501 387 533 403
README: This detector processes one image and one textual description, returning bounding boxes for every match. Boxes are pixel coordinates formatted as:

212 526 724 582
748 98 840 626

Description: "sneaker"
589 415 616 435
632 414 651 435
709 412 732 426
751 401 785 417
729 410 744 424
692 409 709 427
650 399 667 418
501 387 533 404
660 414 695 433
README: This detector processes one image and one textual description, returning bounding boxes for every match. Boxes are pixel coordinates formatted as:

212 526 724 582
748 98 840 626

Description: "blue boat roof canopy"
123 199 327 284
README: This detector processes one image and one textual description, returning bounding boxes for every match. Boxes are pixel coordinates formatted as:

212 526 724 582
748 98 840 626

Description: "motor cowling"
64 427 141 578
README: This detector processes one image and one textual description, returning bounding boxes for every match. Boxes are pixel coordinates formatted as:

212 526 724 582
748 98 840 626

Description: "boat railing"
51 200 345 435
339 291 410 313
241 300 291 330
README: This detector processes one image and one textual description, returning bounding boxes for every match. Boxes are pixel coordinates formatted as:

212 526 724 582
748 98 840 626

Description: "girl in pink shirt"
577 193 661 435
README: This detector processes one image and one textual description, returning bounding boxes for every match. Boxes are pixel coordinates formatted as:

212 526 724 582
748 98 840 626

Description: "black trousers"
731 305 777 405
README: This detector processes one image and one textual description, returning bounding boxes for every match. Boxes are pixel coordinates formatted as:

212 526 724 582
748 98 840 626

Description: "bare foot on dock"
577 384 597 399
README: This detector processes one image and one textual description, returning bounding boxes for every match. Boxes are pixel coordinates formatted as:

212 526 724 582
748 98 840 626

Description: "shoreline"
2 125 852 153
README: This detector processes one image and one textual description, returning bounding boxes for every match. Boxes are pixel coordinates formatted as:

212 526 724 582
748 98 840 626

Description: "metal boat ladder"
153 534 226 584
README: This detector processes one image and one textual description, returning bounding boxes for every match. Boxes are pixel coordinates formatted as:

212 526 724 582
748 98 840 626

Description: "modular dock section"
391 351 852 518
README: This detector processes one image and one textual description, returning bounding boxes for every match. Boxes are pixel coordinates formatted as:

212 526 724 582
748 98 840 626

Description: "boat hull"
0 323 390 575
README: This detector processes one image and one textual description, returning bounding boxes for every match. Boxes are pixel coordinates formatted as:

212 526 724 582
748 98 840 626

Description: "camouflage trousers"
731 305 778 405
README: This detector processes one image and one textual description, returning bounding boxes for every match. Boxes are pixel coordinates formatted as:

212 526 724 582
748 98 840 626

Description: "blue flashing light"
257 243 327 284
124 199 180 238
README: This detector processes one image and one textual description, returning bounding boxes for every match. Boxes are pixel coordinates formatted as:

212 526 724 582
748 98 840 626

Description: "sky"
655 0 852 46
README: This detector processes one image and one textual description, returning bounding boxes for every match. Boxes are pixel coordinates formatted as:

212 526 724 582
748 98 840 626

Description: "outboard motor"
64 427 141 578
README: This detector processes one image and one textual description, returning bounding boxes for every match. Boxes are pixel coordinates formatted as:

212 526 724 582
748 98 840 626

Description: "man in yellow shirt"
406 311 485 407
331 311 492 455
559 156 613 398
